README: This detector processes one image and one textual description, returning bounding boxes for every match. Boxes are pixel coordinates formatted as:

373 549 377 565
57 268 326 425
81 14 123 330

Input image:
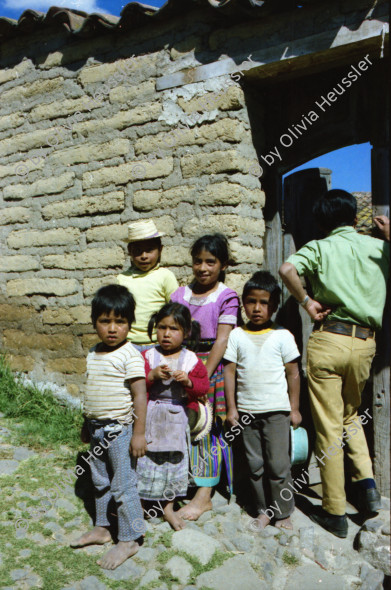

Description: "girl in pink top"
171 233 240 520
137 303 209 530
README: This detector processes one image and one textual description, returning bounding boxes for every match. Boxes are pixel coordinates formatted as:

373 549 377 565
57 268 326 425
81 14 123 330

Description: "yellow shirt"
117 265 178 344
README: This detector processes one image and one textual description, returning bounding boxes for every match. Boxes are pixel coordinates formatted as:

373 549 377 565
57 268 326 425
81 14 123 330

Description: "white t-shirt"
84 342 145 422
223 324 300 413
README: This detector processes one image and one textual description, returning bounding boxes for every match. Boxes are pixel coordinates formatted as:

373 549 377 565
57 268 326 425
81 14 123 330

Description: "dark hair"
242 271 281 305
128 237 162 266
148 302 200 345
91 284 136 328
190 233 230 282
312 189 357 233
127 237 162 253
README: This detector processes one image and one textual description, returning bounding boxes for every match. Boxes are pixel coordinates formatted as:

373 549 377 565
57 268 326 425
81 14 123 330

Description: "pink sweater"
142 353 209 411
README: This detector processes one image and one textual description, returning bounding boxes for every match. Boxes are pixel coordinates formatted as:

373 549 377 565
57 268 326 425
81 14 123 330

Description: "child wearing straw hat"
117 219 178 351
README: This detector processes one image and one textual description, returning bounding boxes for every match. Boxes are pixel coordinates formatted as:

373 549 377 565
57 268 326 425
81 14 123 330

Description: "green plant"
157 548 231 583
282 551 299 566
0 355 83 450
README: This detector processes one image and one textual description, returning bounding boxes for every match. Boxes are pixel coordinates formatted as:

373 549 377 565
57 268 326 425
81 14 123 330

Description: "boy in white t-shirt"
224 271 301 531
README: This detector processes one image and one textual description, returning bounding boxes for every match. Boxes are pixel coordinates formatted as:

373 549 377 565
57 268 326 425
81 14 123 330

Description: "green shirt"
287 226 389 329
117 265 178 344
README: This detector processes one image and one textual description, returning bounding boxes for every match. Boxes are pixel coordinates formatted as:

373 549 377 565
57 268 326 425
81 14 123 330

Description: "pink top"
171 282 240 339
142 347 209 411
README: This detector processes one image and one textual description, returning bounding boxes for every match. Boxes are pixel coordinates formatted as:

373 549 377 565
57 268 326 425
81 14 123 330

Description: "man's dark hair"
91 284 136 327
242 271 281 305
312 189 357 233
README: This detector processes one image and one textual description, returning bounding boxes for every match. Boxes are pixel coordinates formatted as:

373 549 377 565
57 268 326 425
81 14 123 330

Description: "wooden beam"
157 17 388 91
371 145 390 497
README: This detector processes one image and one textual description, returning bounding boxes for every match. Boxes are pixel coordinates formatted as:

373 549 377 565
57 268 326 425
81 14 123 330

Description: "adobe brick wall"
0 9 264 398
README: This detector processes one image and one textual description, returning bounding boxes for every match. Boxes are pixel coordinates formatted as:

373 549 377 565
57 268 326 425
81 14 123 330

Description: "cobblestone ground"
0 416 389 590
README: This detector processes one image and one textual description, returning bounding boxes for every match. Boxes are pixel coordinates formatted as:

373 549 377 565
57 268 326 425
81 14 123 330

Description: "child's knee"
247 457 264 479
268 456 290 479
110 482 138 503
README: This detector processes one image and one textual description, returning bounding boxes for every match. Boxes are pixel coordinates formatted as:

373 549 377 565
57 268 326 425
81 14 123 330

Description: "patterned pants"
87 421 145 541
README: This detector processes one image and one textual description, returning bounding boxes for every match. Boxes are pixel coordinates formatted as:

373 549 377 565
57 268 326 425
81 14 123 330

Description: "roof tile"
0 1 302 41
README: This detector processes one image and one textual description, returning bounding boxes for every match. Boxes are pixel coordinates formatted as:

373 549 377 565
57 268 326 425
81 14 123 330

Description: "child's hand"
150 365 171 381
226 408 240 428
130 433 147 457
290 409 302 429
172 370 192 388
80 419 90 444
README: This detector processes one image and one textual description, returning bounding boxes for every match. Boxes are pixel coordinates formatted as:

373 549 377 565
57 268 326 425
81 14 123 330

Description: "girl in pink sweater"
137 303 209 530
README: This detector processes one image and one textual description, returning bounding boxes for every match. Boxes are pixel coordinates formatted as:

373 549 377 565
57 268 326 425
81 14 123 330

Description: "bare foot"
249 513 270 531
163 501 186 531
97 540 139 570
70 526 111 548
275 517 293 530
177 487 212 521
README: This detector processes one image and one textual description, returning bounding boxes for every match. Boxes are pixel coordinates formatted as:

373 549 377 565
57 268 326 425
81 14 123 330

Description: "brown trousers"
307 329 376 515
241 411 294 519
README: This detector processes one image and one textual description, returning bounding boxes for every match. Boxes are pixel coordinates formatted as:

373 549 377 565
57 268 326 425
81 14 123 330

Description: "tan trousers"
307 329 376 515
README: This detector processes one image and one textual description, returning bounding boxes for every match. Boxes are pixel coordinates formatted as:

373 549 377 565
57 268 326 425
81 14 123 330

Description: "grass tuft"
157 547 232 583
281 550 299 566
0 355 83 450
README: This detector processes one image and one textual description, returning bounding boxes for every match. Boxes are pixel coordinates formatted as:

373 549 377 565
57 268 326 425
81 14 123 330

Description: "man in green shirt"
279 189 389 538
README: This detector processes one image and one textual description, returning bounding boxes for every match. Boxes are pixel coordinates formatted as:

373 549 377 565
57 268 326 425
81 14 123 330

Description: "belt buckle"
103 423 123 433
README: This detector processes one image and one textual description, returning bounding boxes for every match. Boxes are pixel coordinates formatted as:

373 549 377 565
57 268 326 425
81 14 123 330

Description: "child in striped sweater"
71 284 147 570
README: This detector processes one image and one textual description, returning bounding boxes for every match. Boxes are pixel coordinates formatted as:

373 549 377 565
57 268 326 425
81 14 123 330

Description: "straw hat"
188 400 213 442
125 219 165 243
290 425 309 466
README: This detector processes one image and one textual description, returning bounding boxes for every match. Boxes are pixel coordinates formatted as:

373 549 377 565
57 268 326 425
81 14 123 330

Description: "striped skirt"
190 352 233 494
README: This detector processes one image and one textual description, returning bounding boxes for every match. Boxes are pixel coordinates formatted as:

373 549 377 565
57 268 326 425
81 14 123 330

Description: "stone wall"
0 9 264 398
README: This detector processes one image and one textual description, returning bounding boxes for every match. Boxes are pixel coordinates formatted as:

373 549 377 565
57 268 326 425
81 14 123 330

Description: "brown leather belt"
316 319 375 340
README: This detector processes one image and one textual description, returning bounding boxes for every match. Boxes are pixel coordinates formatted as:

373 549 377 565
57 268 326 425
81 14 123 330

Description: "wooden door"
279 167 332 365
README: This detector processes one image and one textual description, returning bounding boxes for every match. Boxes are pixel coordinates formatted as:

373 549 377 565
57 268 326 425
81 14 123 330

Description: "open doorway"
283 142 373 239
244 46 389 494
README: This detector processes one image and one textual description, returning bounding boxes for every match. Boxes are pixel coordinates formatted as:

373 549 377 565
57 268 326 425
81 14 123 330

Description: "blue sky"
287 143 371 192
0 0 165 20
1 0 371 192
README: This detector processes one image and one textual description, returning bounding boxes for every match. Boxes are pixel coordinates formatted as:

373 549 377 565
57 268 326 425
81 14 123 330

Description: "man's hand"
172 370 192 388
226 408 240 428
304 297 332 321
290 409 302 429
130 433 147 458
374 215 390 242
280 263 331 321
